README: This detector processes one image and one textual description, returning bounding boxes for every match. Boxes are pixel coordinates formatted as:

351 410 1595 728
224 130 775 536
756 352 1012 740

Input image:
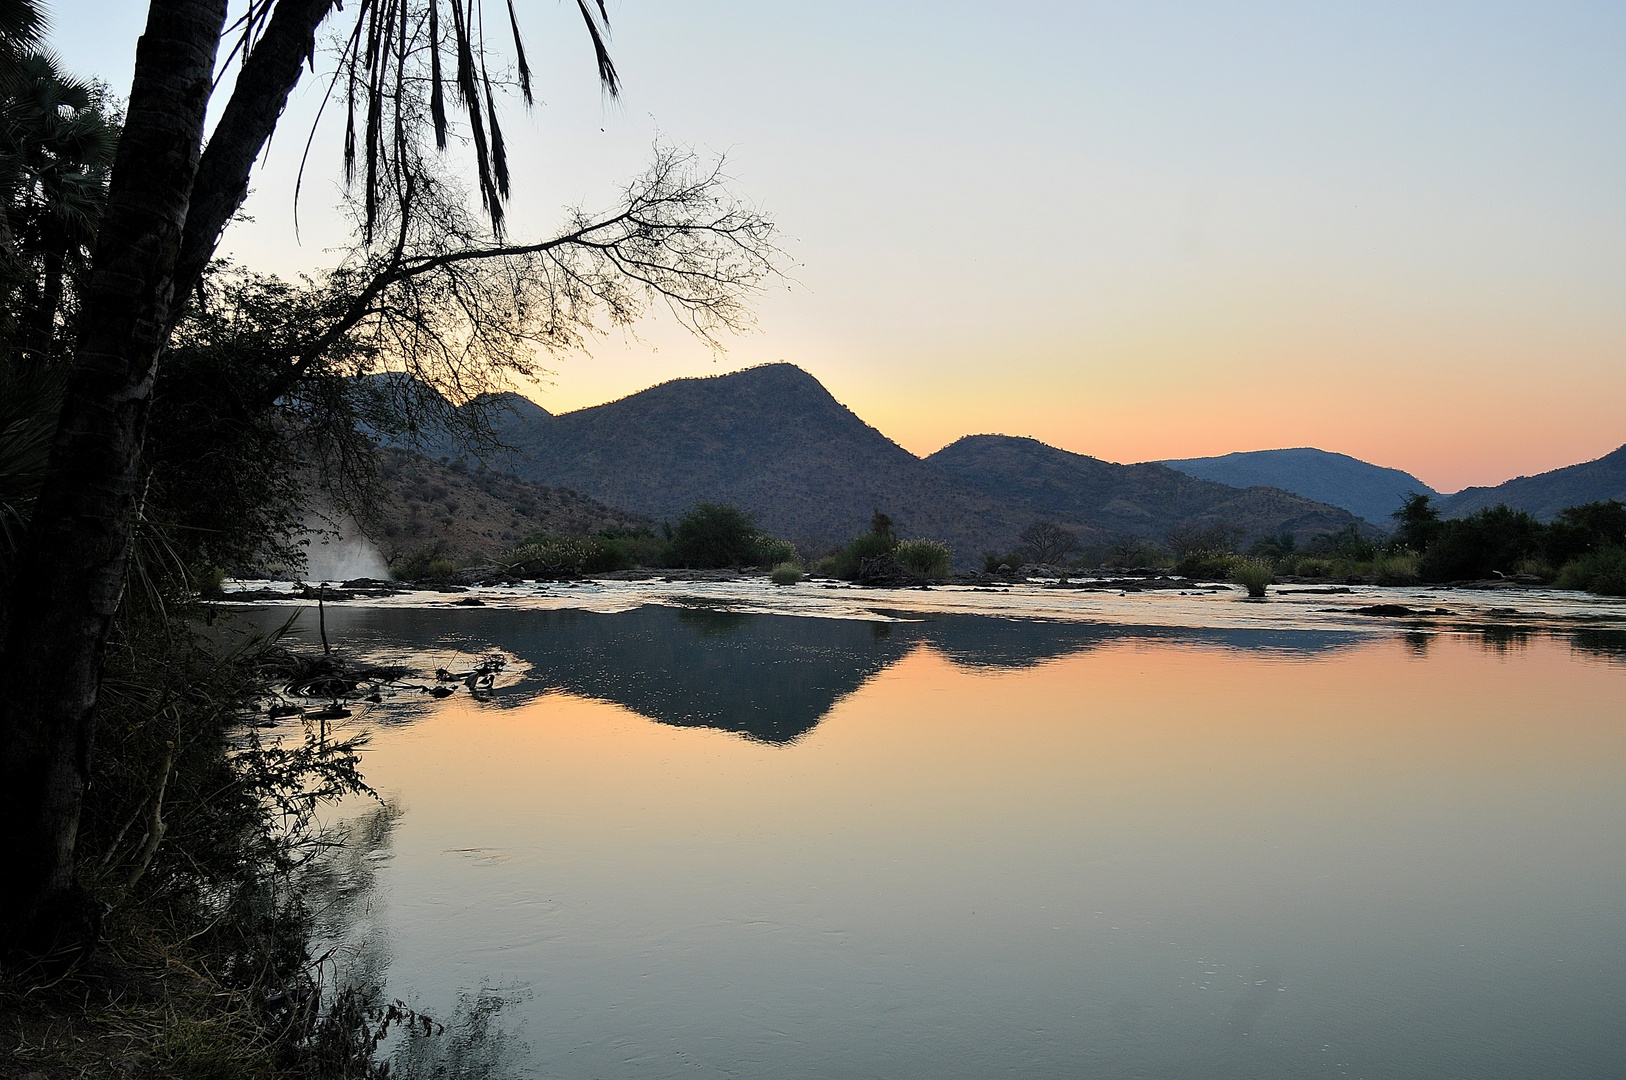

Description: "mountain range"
388 363 1622 563
449 364 1367 562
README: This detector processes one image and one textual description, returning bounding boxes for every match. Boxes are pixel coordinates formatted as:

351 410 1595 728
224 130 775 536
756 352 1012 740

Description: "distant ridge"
1439 444 1626 521
1160 447 1437 527
927 436 1370 544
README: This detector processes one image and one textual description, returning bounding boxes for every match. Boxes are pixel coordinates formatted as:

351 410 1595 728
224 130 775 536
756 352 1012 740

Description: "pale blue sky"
52 2 1626 489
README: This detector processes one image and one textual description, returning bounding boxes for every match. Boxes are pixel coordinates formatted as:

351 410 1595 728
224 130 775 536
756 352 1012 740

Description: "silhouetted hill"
1161 447 1436 527
477 364 1049 559
1439 444 1626 521
927 435 1370 544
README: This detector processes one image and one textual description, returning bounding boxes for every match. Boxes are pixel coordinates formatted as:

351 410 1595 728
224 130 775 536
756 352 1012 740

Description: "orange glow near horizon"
512 328 1624 496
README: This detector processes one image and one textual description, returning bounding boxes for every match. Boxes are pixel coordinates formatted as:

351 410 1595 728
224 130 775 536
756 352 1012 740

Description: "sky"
52 1 1626 493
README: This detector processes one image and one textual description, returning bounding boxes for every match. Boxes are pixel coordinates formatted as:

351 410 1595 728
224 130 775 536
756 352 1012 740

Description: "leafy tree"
1304 523 1376 561
1419 504 1544 582
1391 492 1442 553
0 52 118 357
665 503 780 569
1543 500 1626 566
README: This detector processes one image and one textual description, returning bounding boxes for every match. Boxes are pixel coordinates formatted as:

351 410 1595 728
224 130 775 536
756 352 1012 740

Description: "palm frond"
325 0 619 242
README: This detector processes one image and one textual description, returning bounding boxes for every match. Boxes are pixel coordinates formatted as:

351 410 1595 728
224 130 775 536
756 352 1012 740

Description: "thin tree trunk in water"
0 0 228 953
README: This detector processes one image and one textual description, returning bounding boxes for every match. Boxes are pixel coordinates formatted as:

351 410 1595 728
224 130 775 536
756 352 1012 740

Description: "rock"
451 597 486 606
1351 604 1451 617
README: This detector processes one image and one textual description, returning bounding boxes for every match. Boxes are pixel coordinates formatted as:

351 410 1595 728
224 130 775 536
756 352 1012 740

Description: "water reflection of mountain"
271 605 1364 744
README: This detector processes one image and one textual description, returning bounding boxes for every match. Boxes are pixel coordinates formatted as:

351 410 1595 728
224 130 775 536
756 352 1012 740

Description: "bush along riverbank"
391 504 959 589
961 499 1626 599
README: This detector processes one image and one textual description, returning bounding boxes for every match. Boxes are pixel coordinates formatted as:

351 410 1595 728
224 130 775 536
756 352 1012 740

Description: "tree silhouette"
0 0 778 953
1019 520 1080 565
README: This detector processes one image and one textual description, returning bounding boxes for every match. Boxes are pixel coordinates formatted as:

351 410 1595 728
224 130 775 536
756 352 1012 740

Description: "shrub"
755 536 800 567
1513 556 1554 580
395 541 458 581
1419 504 1545 582
1544 500 1626 566
1175 551 1237 580
895 538 953 580
197 566 228 598
1277 555 1331 578
1555 546 1626 596
1230 557 1272 597
666 503 783 569
770 561 804 585
592 528 665 570
505 536 601 576
1248 531 1298 561
1370 552 1421 585
982 550 1022 573
825 529 897 580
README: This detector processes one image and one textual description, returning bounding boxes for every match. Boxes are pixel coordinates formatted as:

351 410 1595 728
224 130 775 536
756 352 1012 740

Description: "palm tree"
1 52 118 357
0 0 44 92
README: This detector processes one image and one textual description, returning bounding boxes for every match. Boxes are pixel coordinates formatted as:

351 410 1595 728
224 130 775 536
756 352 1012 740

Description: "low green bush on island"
1554 546 1626 596
895 538 953 580
817 512 955 583
664 503 799 570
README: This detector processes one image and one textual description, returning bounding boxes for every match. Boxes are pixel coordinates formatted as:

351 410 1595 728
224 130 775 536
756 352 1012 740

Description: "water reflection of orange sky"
360 634 1626 882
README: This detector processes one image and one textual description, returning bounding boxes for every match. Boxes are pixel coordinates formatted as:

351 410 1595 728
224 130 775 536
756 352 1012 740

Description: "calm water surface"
258 604 1626 1079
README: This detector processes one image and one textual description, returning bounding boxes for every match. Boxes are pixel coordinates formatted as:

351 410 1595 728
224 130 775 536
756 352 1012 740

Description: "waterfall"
299 514 391 582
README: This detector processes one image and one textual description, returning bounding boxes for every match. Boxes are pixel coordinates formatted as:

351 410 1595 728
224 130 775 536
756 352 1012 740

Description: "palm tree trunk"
27 240 65 359
0 0 228 953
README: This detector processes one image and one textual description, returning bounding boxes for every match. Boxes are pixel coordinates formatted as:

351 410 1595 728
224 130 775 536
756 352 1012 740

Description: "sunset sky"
57 1 1625 492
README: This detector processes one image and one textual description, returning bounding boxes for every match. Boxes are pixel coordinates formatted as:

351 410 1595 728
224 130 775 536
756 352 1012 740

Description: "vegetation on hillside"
375 448 652 571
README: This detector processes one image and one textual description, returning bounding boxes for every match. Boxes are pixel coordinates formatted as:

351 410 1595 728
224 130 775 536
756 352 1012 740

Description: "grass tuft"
1230 557 1272 598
